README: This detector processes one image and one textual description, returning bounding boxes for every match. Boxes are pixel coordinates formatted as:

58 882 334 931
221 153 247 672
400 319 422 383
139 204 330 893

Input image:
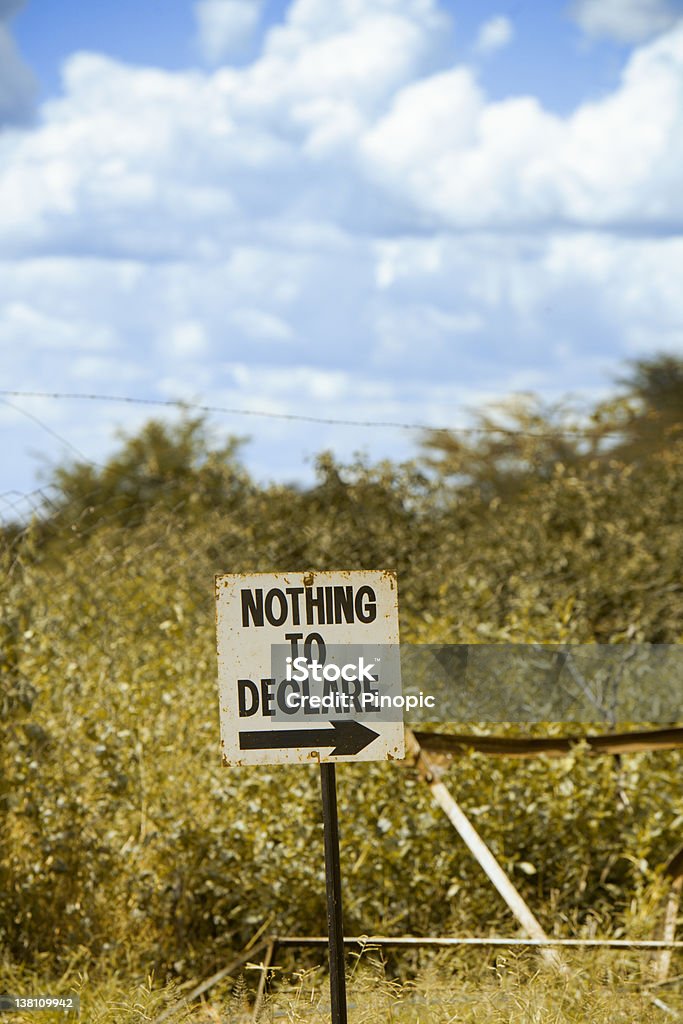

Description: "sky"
2 0 683 502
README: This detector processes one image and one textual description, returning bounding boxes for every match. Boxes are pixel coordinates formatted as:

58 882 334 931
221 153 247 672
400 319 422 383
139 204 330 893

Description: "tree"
420 395 603 500
43 415 251 531
421 354 683 500
605 354 683 462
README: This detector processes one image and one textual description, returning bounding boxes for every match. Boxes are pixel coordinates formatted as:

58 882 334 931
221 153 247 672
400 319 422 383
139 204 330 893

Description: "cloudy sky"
2 0 683 496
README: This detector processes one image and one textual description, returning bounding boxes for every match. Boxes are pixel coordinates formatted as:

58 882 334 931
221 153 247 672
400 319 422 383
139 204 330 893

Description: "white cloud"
360 24 683 228
245 9 442 122
167 321 210 359
0 302 115 352
570 0 683 43
374 303 484 365
474 15 514 55
228 362 349 400
229 308 294 342
283 0 447 38
361 67 483 186
195 0 264 63
1 7 682 261
70 356 145 383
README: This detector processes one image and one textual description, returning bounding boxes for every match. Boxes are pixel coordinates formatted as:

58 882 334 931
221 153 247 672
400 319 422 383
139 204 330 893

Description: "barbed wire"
0 389 629 440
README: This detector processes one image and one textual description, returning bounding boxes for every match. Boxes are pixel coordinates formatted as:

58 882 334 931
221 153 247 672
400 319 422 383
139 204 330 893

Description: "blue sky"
2 0 683 500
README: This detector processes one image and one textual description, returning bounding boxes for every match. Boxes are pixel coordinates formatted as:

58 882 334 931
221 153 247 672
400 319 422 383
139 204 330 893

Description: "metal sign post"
215 570 404 1018
320 763 347 1024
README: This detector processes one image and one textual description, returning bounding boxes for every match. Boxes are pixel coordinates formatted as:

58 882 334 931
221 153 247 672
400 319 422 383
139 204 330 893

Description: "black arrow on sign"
239 720 380 757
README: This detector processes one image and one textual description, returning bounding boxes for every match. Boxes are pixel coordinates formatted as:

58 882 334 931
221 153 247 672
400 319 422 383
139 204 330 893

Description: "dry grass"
2 948 682 1024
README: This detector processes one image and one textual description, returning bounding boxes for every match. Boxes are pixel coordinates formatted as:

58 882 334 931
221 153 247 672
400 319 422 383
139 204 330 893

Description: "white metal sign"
215 570 405 766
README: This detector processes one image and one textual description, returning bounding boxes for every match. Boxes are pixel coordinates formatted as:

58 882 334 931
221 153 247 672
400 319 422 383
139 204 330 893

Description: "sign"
215 570 405 766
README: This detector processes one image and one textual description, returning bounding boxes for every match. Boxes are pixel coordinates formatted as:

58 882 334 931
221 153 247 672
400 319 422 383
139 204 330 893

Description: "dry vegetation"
2 950 682 1023
1 356 682 1018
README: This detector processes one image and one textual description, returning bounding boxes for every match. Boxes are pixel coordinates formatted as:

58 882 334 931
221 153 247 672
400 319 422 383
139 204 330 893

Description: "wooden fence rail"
412 726 683 758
